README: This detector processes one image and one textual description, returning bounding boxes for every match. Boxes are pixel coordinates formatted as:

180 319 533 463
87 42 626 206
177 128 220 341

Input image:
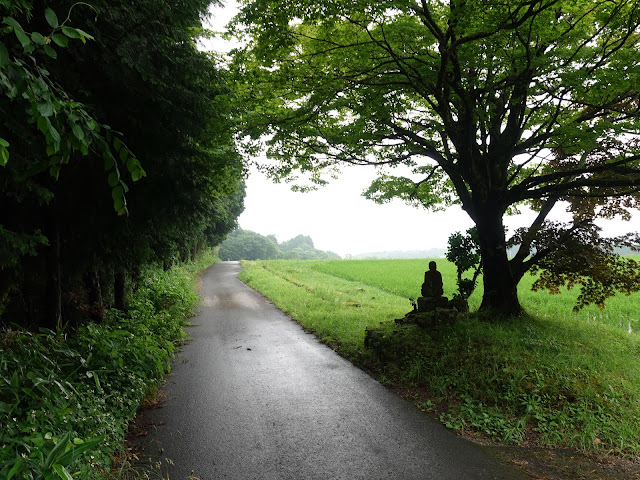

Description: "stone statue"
421 261 443 298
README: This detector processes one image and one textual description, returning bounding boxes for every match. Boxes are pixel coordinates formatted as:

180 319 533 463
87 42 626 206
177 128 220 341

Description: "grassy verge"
239 258 640 458
238 260 408 357
0 250 218 479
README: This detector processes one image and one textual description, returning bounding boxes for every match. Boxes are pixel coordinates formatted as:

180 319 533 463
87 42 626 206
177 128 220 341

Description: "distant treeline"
350 248 447 259
219 230 341 261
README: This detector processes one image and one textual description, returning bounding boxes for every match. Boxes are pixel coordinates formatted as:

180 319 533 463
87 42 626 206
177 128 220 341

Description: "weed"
0 257 211 479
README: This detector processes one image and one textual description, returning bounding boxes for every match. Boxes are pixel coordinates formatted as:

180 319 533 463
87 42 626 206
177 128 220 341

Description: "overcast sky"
203 1 640 258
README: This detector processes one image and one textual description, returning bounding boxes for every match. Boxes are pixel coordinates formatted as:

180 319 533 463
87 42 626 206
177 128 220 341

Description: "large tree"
231 0 640 314
1 0 245 327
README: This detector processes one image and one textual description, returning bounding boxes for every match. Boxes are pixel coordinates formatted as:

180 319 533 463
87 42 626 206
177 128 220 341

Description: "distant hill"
350 248 446 259
219 229 341 260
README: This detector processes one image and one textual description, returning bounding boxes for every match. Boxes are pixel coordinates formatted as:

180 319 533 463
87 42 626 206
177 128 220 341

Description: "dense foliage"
0 1 245 328
219 229 341 260
446 227 482 299
0 259 203 479
231 0 640 315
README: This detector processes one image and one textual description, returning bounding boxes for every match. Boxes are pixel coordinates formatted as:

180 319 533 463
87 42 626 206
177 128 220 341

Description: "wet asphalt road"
137 261 526 479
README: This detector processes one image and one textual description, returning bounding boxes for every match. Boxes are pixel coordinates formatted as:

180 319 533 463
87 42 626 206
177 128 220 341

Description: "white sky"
202 1 640 258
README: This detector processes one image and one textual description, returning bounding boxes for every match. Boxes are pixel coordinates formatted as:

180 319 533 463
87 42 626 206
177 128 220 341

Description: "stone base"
416 308 458 328
395 308 458 329
449 297 469 313
417 296 449 312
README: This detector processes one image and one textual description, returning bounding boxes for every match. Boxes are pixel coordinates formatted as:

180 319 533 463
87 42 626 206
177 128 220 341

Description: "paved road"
137 261 525 479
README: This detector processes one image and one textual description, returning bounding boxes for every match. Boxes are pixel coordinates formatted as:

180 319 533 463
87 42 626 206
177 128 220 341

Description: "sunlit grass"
238 260 408 357
312 258 640 332
239 257 640 456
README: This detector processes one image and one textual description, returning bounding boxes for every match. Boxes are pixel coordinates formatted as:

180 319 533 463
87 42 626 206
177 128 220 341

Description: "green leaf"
71 123 84 142
43 469 57 480
0 137 8 147
48 124 61 143
31 32 46 45
51 33 69 48
4 458 24 480
52 464 73 480
37 102 54 117
44 45 57 59
14 29 31 49
103 154 114 170
37 116 50 136
2 17 21 30
50 162 61 179
112 185 126 214
74 29 94 41
127 158 146 181
0 40 9 67
45 8 59 29
107 171 119 187
61 27 82 39
112 185 124 201
0 145 8 166
91 370 102 392
44 432 71 469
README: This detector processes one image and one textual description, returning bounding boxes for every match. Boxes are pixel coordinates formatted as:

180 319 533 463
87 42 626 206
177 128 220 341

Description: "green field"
239 258 640 457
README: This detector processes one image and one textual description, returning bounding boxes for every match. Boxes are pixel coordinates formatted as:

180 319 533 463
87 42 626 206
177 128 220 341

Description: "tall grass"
239 258 640 456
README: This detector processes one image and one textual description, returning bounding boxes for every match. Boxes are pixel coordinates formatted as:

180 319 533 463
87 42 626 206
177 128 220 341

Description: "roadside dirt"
487 447 640 480
389 385 640 480
487 446 640 480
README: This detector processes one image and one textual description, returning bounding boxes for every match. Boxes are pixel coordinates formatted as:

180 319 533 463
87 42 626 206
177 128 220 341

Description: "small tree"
446 228 482 300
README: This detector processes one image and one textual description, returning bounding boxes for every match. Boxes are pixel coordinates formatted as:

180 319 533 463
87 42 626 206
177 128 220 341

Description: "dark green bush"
0 263 201 479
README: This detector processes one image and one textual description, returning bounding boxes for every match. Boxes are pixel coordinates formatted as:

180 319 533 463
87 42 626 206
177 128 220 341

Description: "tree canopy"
1 1 245 327
231 0 640 314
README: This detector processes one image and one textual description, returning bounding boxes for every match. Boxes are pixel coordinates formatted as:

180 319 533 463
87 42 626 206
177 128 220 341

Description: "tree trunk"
84 267 104 322
114 270 127 311
475 207 522 316
0 269 11 312
85 268 103 306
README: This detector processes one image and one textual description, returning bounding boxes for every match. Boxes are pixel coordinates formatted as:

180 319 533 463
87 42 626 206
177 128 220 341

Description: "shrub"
0 262 203 479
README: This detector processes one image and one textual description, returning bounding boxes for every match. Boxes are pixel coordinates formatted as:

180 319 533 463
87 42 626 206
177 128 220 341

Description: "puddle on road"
201 291 263 310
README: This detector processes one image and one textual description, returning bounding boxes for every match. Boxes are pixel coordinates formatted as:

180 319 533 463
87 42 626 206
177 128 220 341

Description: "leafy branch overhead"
0 6 145 215
232 0 640 314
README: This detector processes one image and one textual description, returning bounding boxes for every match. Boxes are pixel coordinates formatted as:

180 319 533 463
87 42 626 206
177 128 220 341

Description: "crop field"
239 257 640 456
243 258 640 332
